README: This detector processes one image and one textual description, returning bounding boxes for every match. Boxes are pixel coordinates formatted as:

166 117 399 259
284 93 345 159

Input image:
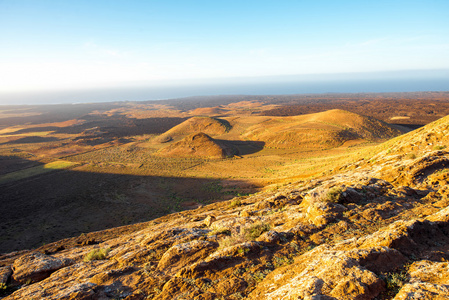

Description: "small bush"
383 272 408 295
273 255 294 268
228 199 242 209
407 153 416 160
83 248 111 262
434 145 446 150
243 222 271 240
208 226 231 236
252 270 268 282
324 187 343 203
218 222 271 248
219 235 247 248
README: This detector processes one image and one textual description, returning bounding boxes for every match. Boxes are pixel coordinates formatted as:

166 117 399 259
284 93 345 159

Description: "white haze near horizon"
0 70 448 105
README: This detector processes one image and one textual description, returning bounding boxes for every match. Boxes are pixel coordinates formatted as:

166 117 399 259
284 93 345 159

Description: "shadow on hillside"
2 136 60 144
0 155 42 175
390 123 423 130
220 140 265 156
0 155 260 253
9 116 189 139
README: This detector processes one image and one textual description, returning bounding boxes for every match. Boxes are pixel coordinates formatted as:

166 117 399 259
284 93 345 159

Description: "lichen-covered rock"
257 230 281 244
392 260 449 299
12 252 74 283
52 282 98 300
408 260 449 285
157 239 219 274
344 246 407 274
8 281 98 300
394 281 449 300
249 246 385 300
300 188 347 226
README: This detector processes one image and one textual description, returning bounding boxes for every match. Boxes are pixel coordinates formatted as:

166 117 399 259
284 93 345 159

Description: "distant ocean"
1 71 448 105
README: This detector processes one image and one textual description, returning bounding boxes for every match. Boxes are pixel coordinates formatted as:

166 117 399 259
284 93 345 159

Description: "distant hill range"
154 109 404 157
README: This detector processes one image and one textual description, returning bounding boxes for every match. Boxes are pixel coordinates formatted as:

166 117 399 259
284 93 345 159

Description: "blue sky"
1 0 448 93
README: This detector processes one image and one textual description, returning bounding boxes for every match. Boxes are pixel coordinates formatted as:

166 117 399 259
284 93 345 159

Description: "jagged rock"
12 252 74 284
0 266 12 284
394 281 449 300
354 218 449 256
340 187 365 203
8 281 98 300
300 191 347 226
203 215 216 227
90 266 137 286
156 276 216 300
257 230 281 244
249 245 385 299
407 260 449 284
210 277 248 296
209 217 254 233
426 205 449 222
343 247 407 274
52 282 98 300
157 240 219 274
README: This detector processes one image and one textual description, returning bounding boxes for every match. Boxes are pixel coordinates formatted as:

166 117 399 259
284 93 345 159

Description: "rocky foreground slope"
1 115 449 299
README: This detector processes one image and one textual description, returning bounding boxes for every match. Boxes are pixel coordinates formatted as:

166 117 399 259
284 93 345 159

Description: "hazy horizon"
0 69 448 105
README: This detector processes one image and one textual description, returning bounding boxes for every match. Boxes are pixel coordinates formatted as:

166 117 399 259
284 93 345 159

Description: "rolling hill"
157 132 235 159
154 116 231 143
241 109 404 149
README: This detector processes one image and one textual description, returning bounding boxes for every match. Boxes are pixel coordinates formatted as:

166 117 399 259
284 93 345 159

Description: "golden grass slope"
157 132 234 159
324 113 449 196
154 116 230 143
242 109 403 149
377 113 449 156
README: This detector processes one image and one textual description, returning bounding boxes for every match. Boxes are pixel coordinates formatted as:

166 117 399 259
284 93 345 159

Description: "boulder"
12 252 74 283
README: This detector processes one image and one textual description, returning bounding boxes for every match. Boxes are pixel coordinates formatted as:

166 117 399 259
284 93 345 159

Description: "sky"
0 0 448 100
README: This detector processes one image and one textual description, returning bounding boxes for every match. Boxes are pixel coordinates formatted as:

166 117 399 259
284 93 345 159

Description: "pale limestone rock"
12 252 74 283
249 249 384 300
6 260 114 299
426 205 449 222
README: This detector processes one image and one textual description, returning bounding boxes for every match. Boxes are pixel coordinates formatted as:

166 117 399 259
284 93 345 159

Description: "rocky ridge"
1 115 449 299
